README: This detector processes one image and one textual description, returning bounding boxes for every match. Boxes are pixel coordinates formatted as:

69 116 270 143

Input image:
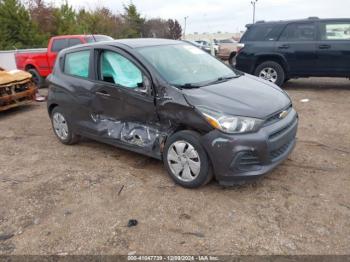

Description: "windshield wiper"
205 75 238 86
173 75 239 89
174 83 202 89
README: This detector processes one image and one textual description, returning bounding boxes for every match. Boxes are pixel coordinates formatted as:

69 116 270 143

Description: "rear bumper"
235 53 256 74
217 54 230 60
201 108 298 185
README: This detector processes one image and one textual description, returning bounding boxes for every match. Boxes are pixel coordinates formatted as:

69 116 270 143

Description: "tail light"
237 43 245 53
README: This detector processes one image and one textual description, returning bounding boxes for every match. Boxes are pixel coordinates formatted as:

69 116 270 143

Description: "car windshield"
137 44 236 87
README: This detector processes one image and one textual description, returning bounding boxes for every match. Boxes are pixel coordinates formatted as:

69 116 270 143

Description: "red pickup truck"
15 34 113 87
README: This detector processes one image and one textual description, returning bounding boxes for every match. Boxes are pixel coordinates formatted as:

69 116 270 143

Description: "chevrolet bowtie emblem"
279 110 288 119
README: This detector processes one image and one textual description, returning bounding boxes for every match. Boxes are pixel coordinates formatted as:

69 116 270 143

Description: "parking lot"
0 78 349 255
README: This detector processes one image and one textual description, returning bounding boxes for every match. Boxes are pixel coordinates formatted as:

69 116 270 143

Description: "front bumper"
0 80 36 112
201 108 298 185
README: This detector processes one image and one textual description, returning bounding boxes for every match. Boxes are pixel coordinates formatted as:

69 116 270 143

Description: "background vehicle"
47 39 297 188
235 17 350 86
182 40 211 53
15 35 113 87
195 40 216 54
216 39 238 66
0 67 36 111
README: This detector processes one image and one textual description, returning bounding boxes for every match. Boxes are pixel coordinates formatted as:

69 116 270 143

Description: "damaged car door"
89 48 159 156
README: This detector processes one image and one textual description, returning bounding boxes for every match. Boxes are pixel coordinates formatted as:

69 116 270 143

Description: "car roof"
100 38 182 48
247 17 350 27
62 38 184 53
52 34 89 39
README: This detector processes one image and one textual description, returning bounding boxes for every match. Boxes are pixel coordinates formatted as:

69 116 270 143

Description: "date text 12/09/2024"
127 255 219 261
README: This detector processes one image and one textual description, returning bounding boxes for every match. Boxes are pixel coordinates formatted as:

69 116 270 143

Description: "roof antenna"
92 33 97 42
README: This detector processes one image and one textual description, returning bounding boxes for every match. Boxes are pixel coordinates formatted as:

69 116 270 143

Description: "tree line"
0 0 183 50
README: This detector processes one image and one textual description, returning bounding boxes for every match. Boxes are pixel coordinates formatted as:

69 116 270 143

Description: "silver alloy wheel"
167 140 201 182
52 112 69 140
259 67 278 83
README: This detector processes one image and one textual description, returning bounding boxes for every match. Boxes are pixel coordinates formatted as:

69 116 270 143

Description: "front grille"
269 140 293 161
238 151 261 170
15 82 31 92
0 81 36 109
268 117 296 140
264 105 292 126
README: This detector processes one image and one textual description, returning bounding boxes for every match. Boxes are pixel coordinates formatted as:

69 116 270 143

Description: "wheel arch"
254 54 289 76
229 51 237 59
48 103 58 117
25 64 37 71
160 124 209 154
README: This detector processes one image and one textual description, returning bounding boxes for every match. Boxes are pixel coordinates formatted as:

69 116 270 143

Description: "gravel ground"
0 78 349 255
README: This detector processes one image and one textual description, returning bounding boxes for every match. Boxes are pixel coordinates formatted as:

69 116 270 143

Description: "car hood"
182 74 291 119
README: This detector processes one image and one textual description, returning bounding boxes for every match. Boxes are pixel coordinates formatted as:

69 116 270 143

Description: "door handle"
319 44 331 49
96 90 111 97
278 44 290 49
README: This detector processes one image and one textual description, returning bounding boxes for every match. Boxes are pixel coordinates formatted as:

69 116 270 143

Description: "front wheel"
254 61 285 87
163 130 213 188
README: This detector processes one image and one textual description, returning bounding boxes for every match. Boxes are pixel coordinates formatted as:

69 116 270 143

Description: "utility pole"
251 0 258 23
183 16 189 39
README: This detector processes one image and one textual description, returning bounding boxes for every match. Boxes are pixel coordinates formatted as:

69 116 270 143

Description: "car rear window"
52 39 68 52
243 24 284 41
64 50 90 78
68 38 82 47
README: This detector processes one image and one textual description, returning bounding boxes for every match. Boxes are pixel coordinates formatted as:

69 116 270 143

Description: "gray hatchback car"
47 39 298 188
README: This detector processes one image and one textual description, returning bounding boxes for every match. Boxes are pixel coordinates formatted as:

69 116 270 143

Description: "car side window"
68 38 82 47
279 23 316 41
244 24 284 41
52 39 68 52
99 51 143 89
64 50 90 78
320 22 350 40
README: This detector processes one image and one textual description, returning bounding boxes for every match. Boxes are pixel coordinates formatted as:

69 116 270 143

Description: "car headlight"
197 106 263 134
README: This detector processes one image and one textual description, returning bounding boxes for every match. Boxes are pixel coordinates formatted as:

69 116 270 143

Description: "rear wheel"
254 61 285 87
27 68 45 88
228 53 237 67
163 130 213 188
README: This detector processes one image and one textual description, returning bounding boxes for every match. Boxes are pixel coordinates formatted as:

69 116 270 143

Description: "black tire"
254 61 285 87
163 130 213 188
27 68 45 88
50 106 79 145
228 53 237 67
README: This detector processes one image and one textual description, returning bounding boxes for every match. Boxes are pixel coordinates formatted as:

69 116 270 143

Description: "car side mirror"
135 75 152 95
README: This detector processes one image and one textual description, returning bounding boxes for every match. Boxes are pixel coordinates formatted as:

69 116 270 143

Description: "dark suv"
235 17 350 86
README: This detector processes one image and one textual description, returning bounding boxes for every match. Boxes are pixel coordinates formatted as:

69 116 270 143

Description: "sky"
67 0 350 33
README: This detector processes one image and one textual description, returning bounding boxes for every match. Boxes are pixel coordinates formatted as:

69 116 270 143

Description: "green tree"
142 18 170 38
0 0 42 49
27 0 55 46
122 3 144 38
0 1 183 50
77 7 123 38
52 2 79 35
168 19 182 40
